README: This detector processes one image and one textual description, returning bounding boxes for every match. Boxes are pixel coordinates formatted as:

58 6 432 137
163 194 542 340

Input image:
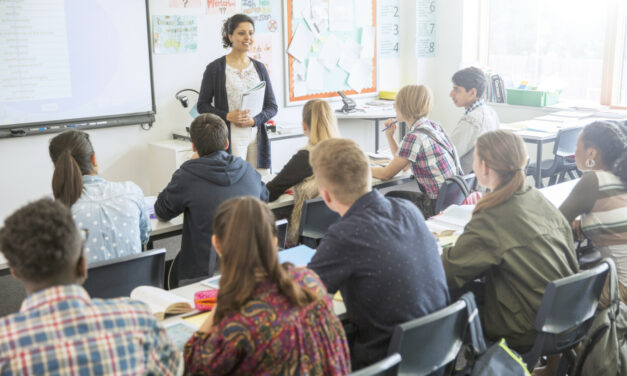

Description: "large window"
620 23 627 105
483 0 627 107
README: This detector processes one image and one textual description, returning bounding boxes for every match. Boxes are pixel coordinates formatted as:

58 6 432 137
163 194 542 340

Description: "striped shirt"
397 118 459 199
560 170 627 285
0 285 180 375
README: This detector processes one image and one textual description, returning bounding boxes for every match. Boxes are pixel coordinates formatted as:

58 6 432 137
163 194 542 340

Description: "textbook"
240 81 266 117
426 204 474 234
130 286 194 320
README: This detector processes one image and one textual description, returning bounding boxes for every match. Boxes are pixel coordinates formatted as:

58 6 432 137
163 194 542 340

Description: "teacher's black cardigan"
197 56 278 169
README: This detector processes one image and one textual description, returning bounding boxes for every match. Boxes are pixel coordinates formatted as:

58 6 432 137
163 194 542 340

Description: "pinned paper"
293 60 307 81
241 0 281 33
338 39 362 72
170 0 201 8
355 0 373 27
347 60 372 93
306 59 325 91
206 0 236 15
310 0 329 33
294 81 308 97
360 26 375 59
251 34 274 76
318 33 343 70
329 0 354 31
288 23 315 62
152 16 198 54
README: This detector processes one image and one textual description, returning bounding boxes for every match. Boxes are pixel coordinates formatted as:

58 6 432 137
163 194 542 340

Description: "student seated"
0 198 180 374
184 196 350 375
441 130 578 351
266 99 340 244
49 130 150 263
155 113 269 288
372 84 462 218
560 121 627 305
449 66 500 173
307 138 449 369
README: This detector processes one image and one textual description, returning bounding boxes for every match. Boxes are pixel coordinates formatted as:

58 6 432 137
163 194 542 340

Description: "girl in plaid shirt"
372 84 461 218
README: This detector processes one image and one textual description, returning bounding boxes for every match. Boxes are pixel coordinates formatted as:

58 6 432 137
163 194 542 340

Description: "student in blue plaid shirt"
372 84 461 218
0 198 180 375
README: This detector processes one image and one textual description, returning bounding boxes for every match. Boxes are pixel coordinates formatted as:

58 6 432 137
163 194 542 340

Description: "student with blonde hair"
442 130 578 352
184 196 350 375
372 84 461 218
266 99 340 244
308 138 448 370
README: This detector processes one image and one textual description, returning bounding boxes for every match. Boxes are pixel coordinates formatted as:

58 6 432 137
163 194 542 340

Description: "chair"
276 218 289 250
84 248 166 299
521 259 611 374
387 294 471 375
526 127 583 187
298 197 340 248
0 268 26 317
433 174 472 215
349 353 402 376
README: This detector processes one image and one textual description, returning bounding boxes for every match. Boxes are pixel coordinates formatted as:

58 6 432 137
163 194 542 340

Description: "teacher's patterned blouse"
183 267 350 375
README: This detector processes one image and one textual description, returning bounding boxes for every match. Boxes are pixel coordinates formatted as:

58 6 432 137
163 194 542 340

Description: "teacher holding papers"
197 14 277 170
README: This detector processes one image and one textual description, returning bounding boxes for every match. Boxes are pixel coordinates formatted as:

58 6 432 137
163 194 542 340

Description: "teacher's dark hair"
49 130 95 207
222 13 255 48
190 113 229 156
581 120 627 184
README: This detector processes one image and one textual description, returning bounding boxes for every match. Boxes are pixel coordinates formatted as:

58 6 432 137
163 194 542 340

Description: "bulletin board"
283 0 378 106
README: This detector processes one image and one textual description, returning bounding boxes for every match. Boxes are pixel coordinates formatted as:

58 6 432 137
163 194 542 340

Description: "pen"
381 121 398 132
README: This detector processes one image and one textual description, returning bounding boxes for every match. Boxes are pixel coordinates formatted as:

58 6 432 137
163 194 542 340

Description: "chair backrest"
298 197 340 241
350 353 402 376
0 268 26 317
434 175 470 215
84 248 166 299
553 127 583 157
388 298 468 375
276 218 288 249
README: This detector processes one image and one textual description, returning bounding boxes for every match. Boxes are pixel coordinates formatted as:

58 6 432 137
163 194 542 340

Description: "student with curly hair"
560 120 627 305
0 198 180 375
197 13 278 171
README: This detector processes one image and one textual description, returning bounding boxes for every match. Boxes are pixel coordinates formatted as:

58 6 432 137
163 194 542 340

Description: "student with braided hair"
560 120 627 305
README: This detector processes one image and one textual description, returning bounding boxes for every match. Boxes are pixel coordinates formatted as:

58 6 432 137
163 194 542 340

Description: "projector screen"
0 0 154 131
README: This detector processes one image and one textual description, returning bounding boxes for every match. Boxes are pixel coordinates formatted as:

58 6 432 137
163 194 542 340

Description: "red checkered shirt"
397 118 460 199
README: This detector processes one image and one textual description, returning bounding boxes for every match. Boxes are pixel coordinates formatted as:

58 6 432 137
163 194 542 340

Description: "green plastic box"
506 89 560 107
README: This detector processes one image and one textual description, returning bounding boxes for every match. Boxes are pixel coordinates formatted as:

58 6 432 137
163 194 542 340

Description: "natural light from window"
621 19 627 105
488 0 608 104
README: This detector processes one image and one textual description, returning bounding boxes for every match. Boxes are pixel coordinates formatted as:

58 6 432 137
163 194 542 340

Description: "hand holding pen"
382 118 398 135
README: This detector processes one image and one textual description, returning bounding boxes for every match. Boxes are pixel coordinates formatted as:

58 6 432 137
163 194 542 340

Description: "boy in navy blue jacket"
155 114 269 287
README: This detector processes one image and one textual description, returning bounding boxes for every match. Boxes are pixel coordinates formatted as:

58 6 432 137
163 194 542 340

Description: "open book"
426 204 474 234
130 286 193 320
240 81 266 117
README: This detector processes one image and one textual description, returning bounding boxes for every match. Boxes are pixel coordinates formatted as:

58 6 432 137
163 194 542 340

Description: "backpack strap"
413 124 464 175
460 292 487 355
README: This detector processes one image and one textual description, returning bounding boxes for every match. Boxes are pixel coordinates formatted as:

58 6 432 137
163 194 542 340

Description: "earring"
585 159 596 168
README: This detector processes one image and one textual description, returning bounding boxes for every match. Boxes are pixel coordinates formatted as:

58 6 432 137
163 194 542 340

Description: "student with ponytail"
560 120 627 305
266 99 340 244
183 196 350 375
49 130 150 263
441 130 578 352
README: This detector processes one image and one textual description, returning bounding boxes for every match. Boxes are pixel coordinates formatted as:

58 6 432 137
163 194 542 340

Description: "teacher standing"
197 14 278 170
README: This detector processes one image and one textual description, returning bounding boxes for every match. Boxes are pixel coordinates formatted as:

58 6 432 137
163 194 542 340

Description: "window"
482 0 627 107
620 23 627 105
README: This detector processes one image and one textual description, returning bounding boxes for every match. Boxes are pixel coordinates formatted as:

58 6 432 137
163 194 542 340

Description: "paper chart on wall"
379 0 400 58
206 0 237 16
152 16 198 54
169 0 201 8
416 0 437 57
288 23 315 62
310 0 329 33
338 39 362 72
328 0 354 31
318 33 343 70
251 34 274 76
241 0 281 33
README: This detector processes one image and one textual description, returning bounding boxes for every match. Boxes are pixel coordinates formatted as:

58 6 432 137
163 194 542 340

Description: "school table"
334 103 398 153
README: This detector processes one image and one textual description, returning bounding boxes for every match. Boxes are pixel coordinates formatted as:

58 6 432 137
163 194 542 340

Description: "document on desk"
426 205 474 234
240 81 266 117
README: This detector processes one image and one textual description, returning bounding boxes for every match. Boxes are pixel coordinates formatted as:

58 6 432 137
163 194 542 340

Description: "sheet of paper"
250 34 274 76
205 0 236 15
182 311 211 328
294 60 307 81
360 26 375 59
288 23 315 62
338 39 362 72
310 0 329 33
306 59 325 91
241 0 281 34
318 34 343 70
152 16 198 54
328 0 354 31
416 0 437 57
347 60 372 93
355 0 373 27
378 0 400 58
170 0 201 8
293 0 311 16
164 321 197 350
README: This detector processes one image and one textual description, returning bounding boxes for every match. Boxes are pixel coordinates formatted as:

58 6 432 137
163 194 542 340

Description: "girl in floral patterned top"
183 197 351 375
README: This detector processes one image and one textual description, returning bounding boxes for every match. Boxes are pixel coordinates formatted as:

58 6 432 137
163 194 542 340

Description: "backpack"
572 258 627 375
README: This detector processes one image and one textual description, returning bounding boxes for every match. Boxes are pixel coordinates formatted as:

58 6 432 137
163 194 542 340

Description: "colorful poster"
241 0 281 34
152 16 198 54
206 0 237 16
169 0 202 8
251 34 274 76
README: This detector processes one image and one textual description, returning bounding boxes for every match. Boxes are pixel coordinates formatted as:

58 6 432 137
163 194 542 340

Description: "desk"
0 254 7 271
334 104 396 152
148 172 414 246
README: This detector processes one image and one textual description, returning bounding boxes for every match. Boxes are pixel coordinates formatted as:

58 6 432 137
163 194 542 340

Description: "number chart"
416 0 437 57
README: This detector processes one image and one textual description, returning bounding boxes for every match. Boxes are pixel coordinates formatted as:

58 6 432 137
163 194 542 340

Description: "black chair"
350 353 402 376
298 197 340 248
0 268 26 317
433 174 472 215
526 127 583 187
521 259 611 374
387 294 471 375
276 218 289 250
84 248 166 299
